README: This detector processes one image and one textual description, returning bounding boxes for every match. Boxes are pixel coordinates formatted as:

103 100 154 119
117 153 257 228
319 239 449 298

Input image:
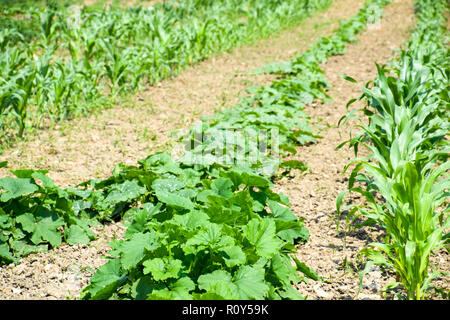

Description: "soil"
0 0 448 300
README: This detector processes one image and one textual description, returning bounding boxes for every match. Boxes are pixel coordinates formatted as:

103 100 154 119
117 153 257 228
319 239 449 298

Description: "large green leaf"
143 257 183 281
152 178 185 193
0 242 15 263
147 277 196 300
242 218 283 258
16 209 64 247
268 200 297 221
0 178 38 202
65 225 91 245
105 180 147 204
117 232 160 270
80 259 127 300
210 178 234 198
183 223 234 254
154 189 194 210
197 270 239 299
233 265 269 299
220 246 246 268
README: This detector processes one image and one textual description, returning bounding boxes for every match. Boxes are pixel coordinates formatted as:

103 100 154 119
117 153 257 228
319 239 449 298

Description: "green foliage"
337 0 449 300
0 0 335 143
79 0 392 300
179 0 391 176
0 0 393 300
78 154 310 300
0 168 97 264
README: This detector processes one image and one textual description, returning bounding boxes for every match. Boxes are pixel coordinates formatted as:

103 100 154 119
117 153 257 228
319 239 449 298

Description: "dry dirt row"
0 0 448 300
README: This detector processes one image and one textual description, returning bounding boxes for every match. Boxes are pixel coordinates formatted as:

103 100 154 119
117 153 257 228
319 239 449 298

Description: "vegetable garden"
0 0 448 301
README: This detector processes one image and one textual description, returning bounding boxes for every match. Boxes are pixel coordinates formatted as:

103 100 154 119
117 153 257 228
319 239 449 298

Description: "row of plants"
78 0 391 300
0 1 82 42
79 155 316 300
180 0 390 177
0 0 334 143
336 0 449 300
0 0 391 299
0 0 358 269
0 0 340 266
